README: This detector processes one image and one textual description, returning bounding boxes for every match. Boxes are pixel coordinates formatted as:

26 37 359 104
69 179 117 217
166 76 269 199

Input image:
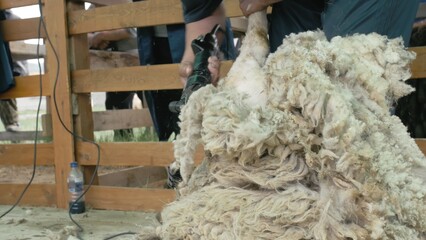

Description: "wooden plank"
93 108 153 131
98 166 167 188
70 0 130 6
0 183 56 207
43 108 153 136
44 0 75 209
0 0 40 9
0 135 415 167
68 0 183 34
0 18 46 42
76 45 426 91
72 60 233 93
74 48 426 92
68 0 243 34
76 141 204 166
77 142 174 167
416 139 426 156
68 1 99 187
225 0 244 18
410 47 426 79
230 17 248 33
77 138 423 168
0 131 51 141
85 185 175 211
0 75 50 99
0 143 54 166
73 64 182 92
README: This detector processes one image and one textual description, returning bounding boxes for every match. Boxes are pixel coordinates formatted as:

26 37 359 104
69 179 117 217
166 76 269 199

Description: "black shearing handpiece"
168 24 220 113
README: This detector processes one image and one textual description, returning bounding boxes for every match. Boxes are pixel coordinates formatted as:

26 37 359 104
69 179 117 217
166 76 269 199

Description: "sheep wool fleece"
137 11 426 240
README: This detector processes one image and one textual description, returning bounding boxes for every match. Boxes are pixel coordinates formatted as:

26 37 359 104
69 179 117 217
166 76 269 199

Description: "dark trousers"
105 91 134 139
0 98 17 127
269 0 420 52
136 37 182 141
395 25 426 138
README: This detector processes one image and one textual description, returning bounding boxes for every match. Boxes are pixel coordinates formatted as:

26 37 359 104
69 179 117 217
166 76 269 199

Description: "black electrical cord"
35 1 102 233
0 3 139 239
103 231 137 240
0 9 44 220
43 4 139 235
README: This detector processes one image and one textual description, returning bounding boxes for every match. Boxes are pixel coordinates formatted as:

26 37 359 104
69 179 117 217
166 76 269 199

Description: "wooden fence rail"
0 0 425 212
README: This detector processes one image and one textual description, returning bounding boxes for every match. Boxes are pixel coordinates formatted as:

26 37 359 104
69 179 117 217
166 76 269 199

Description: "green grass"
95 127 159 143
0 110 46 132
1 95 162 144
0 108 160 144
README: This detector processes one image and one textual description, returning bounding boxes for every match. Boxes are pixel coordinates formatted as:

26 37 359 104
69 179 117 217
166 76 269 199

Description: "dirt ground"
0 205 158 240
0 94 163 239
0 165 163 240
0 166 133 184
0 162 168 240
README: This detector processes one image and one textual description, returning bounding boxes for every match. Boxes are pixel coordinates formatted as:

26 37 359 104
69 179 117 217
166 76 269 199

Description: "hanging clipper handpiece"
168 24 220 113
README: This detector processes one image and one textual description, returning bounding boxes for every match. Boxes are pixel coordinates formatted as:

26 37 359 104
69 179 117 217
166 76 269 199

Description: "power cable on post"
36 0 102 233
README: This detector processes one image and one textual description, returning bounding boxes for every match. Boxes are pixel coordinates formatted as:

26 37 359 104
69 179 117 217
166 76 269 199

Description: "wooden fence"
0 0 425 212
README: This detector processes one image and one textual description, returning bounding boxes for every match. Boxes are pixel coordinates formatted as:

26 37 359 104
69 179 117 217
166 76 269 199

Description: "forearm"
265 0 282 5
97 29 133 42
258 0 282 7
181 3 226 65
240 0 282 16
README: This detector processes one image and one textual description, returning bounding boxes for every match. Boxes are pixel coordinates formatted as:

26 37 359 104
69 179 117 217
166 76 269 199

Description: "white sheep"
138 10 426 240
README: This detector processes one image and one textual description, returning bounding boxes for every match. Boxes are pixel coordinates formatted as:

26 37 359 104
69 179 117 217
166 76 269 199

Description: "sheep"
138 10 426 240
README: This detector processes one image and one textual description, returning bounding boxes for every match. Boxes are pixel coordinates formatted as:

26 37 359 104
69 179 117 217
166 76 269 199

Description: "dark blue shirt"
136 0 235 66
181 0 222 23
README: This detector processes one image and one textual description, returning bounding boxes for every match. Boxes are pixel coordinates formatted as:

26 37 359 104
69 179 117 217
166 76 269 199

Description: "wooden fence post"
67 1 99 186
44 0 75 209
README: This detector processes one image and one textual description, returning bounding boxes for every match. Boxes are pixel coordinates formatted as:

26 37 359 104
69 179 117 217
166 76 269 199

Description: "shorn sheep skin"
138 11 426 240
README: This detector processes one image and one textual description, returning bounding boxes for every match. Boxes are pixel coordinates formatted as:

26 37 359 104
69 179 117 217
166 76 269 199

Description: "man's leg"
105 91 134 140
151 37 183 188
0 99 19 132
151 90 181 141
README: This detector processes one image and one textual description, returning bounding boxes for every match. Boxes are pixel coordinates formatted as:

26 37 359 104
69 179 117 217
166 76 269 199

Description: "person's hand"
207 56 220 86
239 0 281 17
88 32 110 50
179 61 193 86
179 56 221 87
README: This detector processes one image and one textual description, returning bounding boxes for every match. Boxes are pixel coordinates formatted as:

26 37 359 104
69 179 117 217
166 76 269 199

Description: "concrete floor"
0 205 158 240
